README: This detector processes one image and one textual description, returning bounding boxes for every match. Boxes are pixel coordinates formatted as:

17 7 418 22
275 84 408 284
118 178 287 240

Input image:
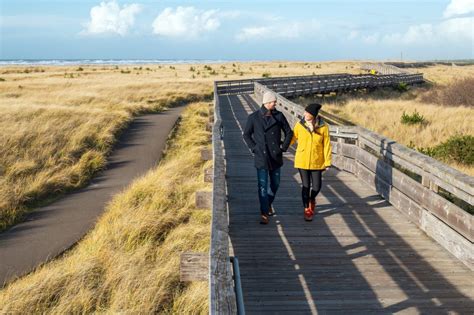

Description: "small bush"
416 135 474 165
0 78 5 82
401 110 425 125
189 66 195 72
120 70 131 74
395 82 408 92
76 67 84 71
262 72 271 78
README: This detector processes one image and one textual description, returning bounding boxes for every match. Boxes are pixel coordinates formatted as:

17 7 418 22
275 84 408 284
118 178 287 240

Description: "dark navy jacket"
243 106 293 170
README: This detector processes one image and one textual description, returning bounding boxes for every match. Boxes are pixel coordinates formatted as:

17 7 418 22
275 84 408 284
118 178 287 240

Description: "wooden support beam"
201 148 212 161
196 191 212 209
180 252 209 282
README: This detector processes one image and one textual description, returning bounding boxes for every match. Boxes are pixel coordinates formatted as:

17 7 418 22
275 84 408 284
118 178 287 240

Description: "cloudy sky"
1 0 473 60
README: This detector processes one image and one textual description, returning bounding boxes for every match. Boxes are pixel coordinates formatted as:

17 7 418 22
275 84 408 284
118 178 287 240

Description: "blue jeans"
256 167 281 215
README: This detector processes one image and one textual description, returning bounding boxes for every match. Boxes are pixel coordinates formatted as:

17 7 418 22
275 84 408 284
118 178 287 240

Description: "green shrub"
76 67 84 71
262 72 271 78
416 135 473 165
0 78 5 82
395 82 408 92
401 110 425 125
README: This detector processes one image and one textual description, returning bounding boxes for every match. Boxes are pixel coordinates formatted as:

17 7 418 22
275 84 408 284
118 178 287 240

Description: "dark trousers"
298 169 322 208
256 167 281 215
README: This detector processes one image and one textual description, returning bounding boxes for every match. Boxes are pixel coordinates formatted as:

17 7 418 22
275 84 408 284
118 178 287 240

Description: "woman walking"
291 103 332 221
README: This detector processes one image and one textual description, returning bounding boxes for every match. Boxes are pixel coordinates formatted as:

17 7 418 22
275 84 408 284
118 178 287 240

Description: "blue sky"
1 0 473 60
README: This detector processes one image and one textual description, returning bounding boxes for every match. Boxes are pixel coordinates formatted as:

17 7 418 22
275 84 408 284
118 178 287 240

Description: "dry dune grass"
0 102 212 314
412 64 474 85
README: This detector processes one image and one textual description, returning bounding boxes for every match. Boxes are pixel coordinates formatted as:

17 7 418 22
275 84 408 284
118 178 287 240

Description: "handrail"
209 82 237 314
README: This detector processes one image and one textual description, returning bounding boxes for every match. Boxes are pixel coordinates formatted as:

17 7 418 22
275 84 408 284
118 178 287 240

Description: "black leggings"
298 169 322 208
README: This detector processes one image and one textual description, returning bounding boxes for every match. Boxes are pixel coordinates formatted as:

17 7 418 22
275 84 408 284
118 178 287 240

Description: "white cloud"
236 19 320 41
358 0 473 47
362 33 380 44
152 6 220 39
381 17 473 45
82 1 142 36
443 0 474 18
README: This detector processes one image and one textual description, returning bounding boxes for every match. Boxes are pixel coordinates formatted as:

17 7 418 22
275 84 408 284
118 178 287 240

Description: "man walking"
243 91 293 224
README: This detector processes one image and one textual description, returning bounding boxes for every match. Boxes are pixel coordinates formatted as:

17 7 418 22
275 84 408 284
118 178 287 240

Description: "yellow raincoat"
291 118 332 170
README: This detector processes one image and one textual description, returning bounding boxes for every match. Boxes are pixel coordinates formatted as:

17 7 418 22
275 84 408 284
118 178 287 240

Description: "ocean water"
0 59 232 66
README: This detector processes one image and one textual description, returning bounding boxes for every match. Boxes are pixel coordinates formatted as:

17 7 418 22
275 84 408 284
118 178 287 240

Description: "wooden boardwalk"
220 94 474 314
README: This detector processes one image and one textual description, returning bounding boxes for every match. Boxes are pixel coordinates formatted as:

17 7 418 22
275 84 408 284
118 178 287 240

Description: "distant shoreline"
1 59 472 67
0 59 234 66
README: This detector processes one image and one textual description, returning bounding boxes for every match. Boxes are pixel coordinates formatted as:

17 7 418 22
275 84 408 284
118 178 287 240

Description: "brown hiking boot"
260 214 269 224
304 207 313 221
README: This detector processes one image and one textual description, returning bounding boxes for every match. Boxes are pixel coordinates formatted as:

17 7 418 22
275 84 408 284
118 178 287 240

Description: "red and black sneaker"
304 207 313 221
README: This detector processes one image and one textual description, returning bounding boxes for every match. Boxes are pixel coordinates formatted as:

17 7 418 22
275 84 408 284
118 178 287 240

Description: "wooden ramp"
220 94 474 314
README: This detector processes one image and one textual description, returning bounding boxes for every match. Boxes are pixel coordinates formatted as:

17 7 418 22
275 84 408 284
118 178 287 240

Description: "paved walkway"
0 106 185 286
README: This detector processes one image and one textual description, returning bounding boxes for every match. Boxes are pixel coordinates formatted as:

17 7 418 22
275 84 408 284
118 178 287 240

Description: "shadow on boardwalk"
221 93 474 314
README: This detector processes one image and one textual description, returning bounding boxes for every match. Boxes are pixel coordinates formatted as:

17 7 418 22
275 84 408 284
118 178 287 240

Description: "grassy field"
0 102 212 314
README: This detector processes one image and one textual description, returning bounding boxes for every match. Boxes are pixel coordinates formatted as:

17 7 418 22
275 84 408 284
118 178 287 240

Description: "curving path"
0 106 185 286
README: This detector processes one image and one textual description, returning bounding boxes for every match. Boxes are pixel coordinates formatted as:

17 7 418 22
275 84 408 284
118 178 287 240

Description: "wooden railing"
209 82 237 314
217 72 424 96
361 62 412 75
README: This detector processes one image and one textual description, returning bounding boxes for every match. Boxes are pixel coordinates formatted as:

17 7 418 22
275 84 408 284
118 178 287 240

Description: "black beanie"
305 103 322 117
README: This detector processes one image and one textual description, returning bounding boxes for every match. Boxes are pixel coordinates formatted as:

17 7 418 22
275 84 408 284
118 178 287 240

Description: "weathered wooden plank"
356 148 473 242
201 148 213 161
196 191 212 209
332 142 358 158
355 161 474 270
180 252 209 281
209 86 237 314
356 126 473 204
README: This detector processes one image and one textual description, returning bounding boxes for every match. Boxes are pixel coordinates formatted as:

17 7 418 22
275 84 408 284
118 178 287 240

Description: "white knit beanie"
262 91 277 104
